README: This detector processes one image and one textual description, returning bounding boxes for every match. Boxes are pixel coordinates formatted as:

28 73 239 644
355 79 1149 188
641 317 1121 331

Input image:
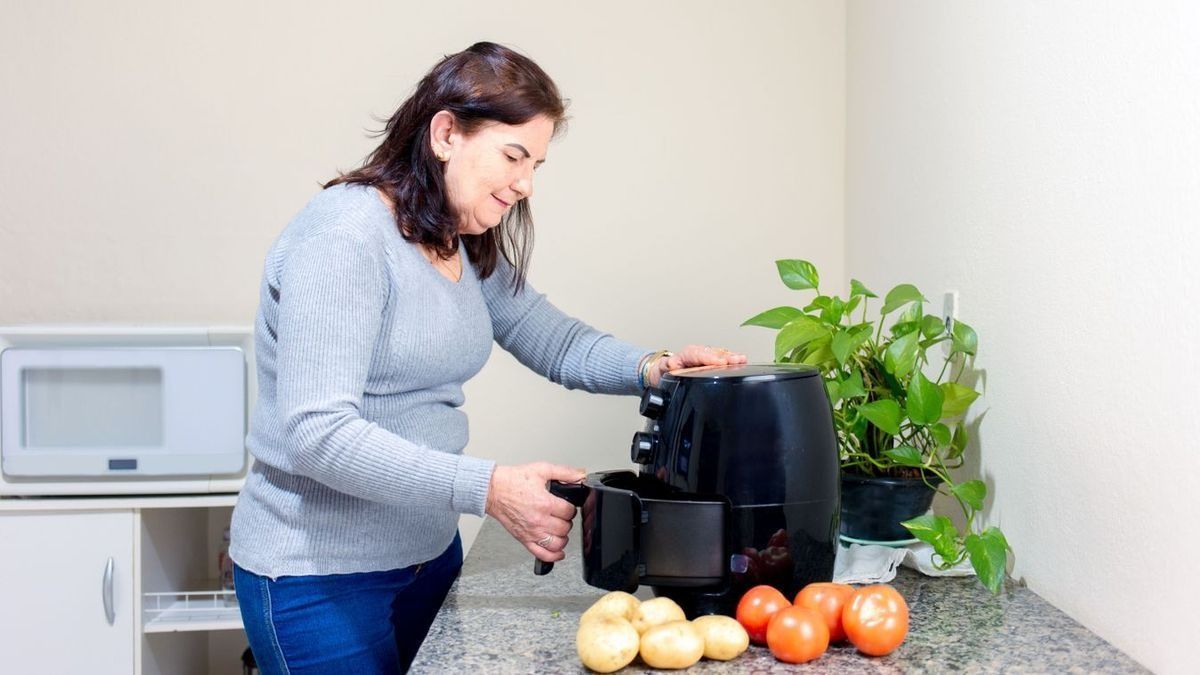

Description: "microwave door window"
23 367 164 448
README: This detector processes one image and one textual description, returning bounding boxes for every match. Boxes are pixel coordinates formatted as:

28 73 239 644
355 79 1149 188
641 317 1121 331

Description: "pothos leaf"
965 528 1008 594
831 326 870 366
906 369 944 426
883 445 924 467
940 382 980 419
850 278 877 299
858 399 901 436
921 314 947 339
804 295 832 313
929 423 952 450
821 296 847 326
951 319 979 356
881 283 927 315
839 369 867 399
774 316 827 362
884 331 920 379
951 480 987 510
825 379 841 404
776 259 820 291
801 342 836 369
742 306 803 329
902 514 960 563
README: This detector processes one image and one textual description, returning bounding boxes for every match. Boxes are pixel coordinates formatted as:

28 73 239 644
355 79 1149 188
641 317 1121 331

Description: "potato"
630 596 686 634
576 615 640 673
639 620 705 670
580 591 641 624
691 615 750 661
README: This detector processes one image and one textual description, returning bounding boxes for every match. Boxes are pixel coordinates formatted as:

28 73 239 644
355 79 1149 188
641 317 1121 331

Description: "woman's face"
439 114 554 236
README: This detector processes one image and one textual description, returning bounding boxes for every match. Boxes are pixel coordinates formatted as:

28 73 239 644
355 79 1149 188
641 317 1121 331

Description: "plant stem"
952 353 972 385
931 451 973 527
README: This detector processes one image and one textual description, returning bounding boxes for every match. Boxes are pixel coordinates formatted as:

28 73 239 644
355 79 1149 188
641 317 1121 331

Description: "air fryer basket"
534 471 730 592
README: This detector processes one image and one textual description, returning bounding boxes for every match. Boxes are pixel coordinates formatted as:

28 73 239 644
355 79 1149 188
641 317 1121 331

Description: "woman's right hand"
486 462 585 563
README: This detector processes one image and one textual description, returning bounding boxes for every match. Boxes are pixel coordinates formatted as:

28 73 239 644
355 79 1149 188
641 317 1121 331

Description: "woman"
229 41 745 674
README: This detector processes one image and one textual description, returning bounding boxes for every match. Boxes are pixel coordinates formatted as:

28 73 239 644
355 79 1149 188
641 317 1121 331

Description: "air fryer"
535 363 840 617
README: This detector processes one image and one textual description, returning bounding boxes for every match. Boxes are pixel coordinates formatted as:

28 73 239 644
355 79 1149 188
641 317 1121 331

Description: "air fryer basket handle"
532 480 589 576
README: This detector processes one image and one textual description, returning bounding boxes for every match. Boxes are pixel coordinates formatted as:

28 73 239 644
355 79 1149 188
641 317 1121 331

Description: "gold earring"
436 150 448 161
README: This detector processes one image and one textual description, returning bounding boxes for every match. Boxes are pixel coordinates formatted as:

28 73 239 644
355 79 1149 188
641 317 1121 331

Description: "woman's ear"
429 110 456 161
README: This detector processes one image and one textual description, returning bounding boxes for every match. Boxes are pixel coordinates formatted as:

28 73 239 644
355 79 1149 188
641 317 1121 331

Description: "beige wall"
846 2 1198 673
0 1 846 549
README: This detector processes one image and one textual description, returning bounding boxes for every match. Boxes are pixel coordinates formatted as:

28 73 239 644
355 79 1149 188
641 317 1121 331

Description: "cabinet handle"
102 557 115 625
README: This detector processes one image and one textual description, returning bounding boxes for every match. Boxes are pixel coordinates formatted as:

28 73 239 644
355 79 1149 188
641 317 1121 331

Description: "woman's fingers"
543 463 587 483
524 538 567 563
487 463 581 561
548 496 578 521
500 508 572 560
543 515 573 538
670 344 748 368
645 344 747 387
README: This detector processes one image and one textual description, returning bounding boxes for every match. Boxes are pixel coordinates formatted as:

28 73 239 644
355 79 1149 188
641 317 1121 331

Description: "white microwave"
0 326 254 496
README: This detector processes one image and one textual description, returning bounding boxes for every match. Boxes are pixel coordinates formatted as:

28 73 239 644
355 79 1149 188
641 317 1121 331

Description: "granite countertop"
412 519 1145 673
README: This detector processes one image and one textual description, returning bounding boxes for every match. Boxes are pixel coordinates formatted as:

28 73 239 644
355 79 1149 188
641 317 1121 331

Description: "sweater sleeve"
272 228 494 515
480 258 650 395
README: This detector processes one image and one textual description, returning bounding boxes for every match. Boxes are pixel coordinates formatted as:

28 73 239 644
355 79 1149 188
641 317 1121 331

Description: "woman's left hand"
645 345 748 387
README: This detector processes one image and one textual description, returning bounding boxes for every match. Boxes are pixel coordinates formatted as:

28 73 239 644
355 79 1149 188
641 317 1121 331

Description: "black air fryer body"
537 364 841 617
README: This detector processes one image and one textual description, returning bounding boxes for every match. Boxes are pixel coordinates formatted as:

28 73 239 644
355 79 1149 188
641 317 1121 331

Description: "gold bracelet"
639 349 673 388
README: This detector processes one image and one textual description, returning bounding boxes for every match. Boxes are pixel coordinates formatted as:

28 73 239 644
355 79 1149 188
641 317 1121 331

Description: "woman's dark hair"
326 42 567 290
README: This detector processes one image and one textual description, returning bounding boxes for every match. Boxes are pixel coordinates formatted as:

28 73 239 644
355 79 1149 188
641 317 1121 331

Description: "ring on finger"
536 534 554 549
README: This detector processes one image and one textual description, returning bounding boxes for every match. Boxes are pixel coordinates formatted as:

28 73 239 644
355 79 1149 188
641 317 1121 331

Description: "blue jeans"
234 533 463 674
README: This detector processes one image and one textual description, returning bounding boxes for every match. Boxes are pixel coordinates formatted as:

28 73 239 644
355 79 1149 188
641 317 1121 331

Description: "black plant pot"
839 472 939 542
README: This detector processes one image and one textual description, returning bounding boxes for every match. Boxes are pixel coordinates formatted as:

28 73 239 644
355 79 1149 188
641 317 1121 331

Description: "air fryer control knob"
630 432 658 464
639 387 668 419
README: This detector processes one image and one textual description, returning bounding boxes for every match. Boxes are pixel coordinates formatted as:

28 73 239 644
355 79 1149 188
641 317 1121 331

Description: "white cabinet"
0 495 247 675
0 510 136 674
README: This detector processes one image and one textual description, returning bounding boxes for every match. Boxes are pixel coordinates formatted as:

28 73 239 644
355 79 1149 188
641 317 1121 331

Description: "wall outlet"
942 291 958 354
942 290 958 332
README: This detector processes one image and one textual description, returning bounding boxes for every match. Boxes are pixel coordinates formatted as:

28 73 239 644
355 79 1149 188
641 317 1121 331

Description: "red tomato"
842 584 910 656
765 606 830 664
735 585 791 644
794 582 855 642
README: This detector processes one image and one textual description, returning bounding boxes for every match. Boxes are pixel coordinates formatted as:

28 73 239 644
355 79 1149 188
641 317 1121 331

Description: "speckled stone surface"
411 519 1146 674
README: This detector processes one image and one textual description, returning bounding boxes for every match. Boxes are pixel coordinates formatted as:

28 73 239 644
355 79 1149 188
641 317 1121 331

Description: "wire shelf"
143 589 243 633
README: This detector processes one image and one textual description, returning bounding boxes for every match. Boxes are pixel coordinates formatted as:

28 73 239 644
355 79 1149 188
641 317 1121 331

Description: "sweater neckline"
362 185 476 290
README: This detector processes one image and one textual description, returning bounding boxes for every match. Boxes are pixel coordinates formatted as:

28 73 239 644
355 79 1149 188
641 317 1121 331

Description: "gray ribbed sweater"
230 183 648 577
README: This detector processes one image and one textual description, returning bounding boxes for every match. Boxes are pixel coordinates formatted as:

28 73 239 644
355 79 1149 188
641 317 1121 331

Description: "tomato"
735 585 790 644
794 582 855 642
842 584 909 656
765 606 829 664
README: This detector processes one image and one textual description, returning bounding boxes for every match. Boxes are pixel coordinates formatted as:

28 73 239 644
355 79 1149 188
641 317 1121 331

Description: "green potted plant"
742 259 1009 593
